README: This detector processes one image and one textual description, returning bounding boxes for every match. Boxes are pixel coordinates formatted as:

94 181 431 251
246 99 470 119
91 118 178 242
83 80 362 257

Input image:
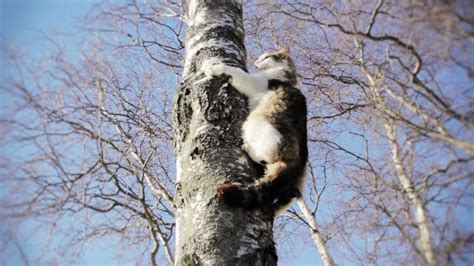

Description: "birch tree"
1 0 473 265
173 0 276 264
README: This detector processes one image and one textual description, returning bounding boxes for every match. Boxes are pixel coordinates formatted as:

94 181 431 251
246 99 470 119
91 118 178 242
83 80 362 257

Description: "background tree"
248 1 473 264
1 0 473 265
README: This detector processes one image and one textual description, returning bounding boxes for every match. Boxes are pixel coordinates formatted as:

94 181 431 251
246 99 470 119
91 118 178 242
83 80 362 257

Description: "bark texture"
173 1 276 265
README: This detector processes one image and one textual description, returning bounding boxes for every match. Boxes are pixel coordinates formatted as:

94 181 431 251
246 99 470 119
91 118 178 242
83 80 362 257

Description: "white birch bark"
297 199 335 266
173 1 276 265
385 123 438 266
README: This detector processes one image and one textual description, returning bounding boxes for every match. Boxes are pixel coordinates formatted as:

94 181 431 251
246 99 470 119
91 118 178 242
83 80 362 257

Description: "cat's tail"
217 160 304 213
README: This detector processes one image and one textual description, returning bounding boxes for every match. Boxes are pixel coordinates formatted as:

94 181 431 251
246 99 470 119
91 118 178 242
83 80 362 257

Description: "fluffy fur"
204 46 307 215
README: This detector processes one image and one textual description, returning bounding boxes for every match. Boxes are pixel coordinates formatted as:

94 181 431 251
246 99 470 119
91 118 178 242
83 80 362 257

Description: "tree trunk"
173 1 276 265
385 123 438 266
296 199 335 266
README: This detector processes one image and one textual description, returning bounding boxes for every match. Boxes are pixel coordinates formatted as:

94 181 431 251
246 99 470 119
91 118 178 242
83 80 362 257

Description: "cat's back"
251 83 306 125
246 82 307 163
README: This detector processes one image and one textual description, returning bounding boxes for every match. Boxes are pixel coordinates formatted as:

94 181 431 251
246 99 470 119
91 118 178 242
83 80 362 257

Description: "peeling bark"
173 1 276 265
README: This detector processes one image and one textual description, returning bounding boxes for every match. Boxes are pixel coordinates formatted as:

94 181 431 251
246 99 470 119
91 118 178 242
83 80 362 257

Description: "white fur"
202 60 289 109
254 52 288 70
242 116 281 163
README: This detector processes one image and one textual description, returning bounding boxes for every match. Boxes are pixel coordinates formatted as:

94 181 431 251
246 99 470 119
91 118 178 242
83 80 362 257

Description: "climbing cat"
203 46 307 215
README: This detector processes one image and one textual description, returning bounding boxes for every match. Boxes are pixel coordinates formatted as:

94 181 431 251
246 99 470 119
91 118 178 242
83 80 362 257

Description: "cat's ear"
279 45 290 58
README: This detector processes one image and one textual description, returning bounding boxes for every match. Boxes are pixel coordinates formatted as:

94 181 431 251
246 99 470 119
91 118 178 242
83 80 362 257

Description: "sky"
0 1 115 265
0 0 99 105
0 1 324 265
1 1 471 266
0 0 94 44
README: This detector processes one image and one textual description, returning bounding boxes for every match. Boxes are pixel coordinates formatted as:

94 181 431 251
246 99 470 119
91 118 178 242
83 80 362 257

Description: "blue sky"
0 0 95 44
0 1 112 265
2 1 471 266
0 0 99 105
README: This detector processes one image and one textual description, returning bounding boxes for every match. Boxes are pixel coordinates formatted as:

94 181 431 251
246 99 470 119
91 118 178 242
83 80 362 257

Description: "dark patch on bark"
188 25 246 65
173 84 194 148
233 245 278 266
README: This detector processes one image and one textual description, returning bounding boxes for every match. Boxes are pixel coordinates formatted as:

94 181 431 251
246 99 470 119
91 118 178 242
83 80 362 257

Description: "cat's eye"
256 55 273 64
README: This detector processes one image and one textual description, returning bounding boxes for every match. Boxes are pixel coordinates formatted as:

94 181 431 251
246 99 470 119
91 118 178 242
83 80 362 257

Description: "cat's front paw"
203 62 226 78
241 142 250 153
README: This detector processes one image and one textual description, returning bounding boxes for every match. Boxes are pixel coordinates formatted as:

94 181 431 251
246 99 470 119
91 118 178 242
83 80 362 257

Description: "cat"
203 46 307 215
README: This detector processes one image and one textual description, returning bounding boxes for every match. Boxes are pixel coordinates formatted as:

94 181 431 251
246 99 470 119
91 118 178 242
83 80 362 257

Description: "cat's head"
254 46 297 85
